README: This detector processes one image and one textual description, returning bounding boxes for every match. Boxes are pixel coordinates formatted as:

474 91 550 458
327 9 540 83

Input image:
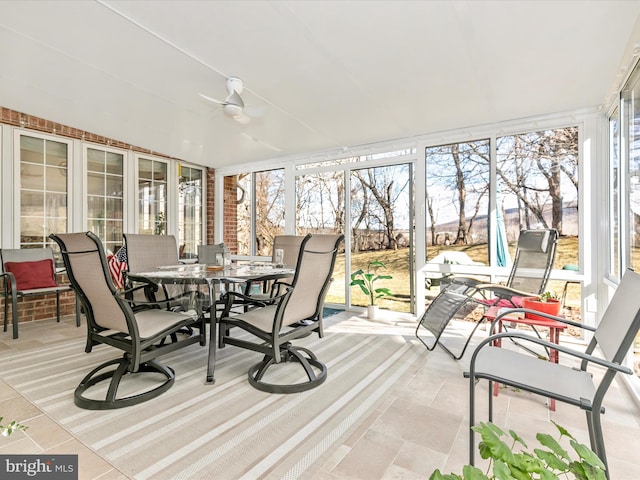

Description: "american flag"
108 246 127 289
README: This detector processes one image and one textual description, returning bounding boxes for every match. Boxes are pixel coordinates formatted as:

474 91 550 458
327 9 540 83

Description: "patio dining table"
126 262 295 384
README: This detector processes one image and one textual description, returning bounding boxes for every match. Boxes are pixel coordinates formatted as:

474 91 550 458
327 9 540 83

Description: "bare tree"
352 166 409 251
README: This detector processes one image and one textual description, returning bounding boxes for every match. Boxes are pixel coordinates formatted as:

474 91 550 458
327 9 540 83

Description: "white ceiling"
1 0 639 169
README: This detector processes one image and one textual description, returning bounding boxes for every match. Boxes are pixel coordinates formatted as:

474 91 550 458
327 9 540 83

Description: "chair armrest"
0 272 17 295
221 287 292 317
469 330 633 376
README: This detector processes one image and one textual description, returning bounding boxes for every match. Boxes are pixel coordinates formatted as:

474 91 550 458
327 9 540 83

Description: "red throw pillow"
4 259 58 291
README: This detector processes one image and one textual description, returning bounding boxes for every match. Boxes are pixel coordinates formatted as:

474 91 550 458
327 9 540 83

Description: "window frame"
13 129 74 248
134 153 170 236
83 143 127 254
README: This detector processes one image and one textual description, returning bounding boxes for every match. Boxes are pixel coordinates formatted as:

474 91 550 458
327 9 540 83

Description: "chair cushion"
4 259 58 291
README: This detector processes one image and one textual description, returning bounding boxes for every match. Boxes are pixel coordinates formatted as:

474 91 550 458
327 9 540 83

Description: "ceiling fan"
200 77 260 124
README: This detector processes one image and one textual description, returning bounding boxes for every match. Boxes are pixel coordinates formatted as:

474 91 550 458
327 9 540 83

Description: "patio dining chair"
466 268 640 478
244 235 306 300
218 233 344 393
50 232 206 410
429 228 559 359
123 233 191 310
1 247 80 339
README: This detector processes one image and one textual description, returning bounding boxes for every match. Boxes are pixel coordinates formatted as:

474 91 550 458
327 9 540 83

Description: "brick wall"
0 273 77 329
223 175 239 253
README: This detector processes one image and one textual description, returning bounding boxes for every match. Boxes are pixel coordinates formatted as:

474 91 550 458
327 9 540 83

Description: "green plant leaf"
510 452 545 477
478 423 515 464
461 465 488 480
552 421 574 441
356 283 370 296
534 448 569 471
539 469 560 480
477 441 492 460
569 440 606 470
508 429 527 449
492 459 515 479
567 460 588 480
369 261 386 268
580 461 607 480
428 469 448 480
482 422 506 438
536 433 569 460
374 274 393 281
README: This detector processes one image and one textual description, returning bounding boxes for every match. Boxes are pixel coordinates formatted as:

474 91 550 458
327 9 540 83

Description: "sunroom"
1 1 640 479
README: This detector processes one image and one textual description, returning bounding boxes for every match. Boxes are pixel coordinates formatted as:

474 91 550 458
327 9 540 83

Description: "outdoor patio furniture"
1 247 80 339
123 233 191 310
218 233 344 393
245 235 306 300
431 228 559 359
466 268 640 478
415 289 481 358
49 232 206 410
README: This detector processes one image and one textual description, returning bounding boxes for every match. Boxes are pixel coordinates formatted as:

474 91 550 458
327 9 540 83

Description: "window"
86 146 124 254
350 164 412 312
609 107 620 280
623 68 640 273
138 157 167 235
255 169 285 256
228 173 252 256
497 127 579 265
425 128 579 300
296 170 346 305
19 133 71 248
425 140 490 264
226 169 285 257
178 165 203 260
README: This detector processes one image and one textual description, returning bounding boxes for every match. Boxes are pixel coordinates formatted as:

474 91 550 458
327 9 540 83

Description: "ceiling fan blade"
199 93 226 105
226 90 244 108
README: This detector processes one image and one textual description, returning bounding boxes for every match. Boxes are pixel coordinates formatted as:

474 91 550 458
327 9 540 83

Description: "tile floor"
0 311 639 480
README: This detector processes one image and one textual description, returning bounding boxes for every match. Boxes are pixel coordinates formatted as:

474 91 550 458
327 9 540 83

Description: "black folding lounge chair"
423 229 559 359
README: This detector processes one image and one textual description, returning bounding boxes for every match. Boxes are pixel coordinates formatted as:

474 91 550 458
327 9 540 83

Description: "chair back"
506 229 558 294
50 232 133 334
124 234 180 273
1 248 58 279
272 235 306 266
594 268 640 364
281 234 344 327
198 243 229 266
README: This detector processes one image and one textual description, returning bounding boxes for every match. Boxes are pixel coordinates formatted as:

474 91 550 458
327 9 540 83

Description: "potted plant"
349 260 393 319
522 291 561 321
430 421 606 479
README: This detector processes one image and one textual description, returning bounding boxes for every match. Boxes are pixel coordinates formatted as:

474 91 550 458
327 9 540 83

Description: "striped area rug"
0 327 425 479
